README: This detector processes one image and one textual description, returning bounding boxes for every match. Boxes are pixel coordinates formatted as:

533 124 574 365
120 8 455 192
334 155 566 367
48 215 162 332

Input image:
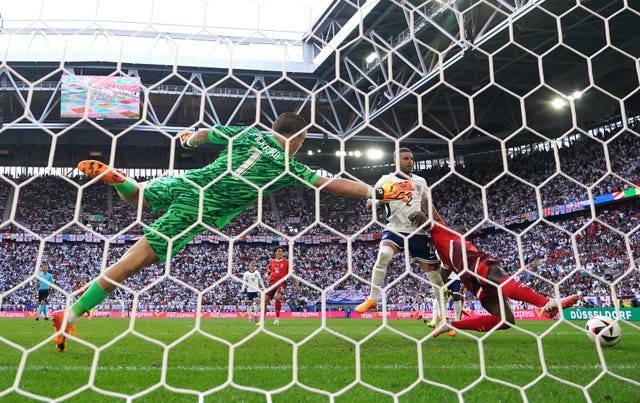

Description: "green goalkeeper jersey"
181 125 320 229
143 125 320 261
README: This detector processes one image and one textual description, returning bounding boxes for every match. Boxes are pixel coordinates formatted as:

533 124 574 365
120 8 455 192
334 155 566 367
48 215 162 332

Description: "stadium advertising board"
565 308 639 321
0 309 578 320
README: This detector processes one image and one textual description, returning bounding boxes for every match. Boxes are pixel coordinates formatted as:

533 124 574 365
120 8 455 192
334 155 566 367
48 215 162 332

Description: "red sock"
499 278 549 307
275 300 282 318
451 315 509 332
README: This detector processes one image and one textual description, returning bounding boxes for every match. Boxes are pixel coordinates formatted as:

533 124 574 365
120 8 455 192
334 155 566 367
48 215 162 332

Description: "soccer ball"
585 316 622 347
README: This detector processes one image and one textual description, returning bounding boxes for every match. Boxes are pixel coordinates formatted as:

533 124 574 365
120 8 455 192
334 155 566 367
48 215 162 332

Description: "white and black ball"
585 316 622 347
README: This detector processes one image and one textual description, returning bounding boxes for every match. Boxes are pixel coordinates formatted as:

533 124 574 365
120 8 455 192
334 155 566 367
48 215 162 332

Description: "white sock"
369 245 394 301
426 270 447 321
370 266 387 301
66 308 80 325
454 300 462 321
432 298 439 321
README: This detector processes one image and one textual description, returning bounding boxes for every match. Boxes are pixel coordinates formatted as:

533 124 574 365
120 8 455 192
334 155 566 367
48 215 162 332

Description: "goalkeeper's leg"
72 238 159 319
53 238 160 351
78 160 140 204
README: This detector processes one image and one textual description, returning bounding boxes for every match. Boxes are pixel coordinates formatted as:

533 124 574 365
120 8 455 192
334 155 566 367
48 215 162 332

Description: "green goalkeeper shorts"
142 176 212 262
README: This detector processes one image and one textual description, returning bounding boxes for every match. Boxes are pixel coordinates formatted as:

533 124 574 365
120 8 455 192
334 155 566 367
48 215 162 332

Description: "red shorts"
457 250 499 302
265 283 284 299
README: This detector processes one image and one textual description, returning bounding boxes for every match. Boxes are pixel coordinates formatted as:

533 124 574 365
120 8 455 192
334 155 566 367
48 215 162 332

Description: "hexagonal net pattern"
0 0 639 401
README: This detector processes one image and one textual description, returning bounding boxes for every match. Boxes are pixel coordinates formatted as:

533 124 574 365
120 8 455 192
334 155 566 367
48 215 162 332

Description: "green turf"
0 318 638 402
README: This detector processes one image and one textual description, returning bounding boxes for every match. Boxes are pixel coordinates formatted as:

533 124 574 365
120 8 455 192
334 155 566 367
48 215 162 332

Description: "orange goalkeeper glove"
374 179 415 202
179 131 197 149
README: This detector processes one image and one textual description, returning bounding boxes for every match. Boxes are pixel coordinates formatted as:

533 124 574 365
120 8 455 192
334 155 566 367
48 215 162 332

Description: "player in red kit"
409 213 578 337
259 246 300 325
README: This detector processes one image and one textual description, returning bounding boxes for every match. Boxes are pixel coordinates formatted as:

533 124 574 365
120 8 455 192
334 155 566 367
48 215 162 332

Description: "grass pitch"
0 317 638 402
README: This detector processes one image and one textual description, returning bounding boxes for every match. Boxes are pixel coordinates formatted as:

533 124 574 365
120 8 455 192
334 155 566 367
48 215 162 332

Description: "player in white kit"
241 262 265 322
356 148 446 321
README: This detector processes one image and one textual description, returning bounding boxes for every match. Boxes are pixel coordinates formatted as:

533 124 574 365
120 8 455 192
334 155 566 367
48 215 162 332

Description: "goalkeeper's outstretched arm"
313 177 369 198
314 176 415 202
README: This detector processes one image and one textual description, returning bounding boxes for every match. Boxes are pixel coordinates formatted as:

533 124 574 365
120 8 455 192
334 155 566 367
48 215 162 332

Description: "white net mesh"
0 0 639 401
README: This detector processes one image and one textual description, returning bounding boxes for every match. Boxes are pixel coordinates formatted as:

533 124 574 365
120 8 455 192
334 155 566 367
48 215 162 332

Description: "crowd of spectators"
1 128 639 313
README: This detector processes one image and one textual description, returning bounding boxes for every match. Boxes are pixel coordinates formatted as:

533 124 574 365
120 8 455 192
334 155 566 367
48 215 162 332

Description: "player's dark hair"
274 246 285 255
393 147 412 161
272 112 307 137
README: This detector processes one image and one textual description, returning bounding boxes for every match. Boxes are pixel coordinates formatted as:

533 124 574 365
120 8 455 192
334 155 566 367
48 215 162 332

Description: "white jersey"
241 270 264 293
375 172 429 234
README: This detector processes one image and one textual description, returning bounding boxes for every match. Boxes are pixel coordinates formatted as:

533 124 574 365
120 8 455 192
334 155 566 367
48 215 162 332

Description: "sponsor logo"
210 312 240 319
126 312 156 319
166 312 196 318
566 309 633 320
514 310 537 319
290 312 321 318
0 312 26 318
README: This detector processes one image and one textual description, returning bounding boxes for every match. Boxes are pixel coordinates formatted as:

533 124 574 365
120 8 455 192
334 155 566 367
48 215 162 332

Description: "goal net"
0 0 639 401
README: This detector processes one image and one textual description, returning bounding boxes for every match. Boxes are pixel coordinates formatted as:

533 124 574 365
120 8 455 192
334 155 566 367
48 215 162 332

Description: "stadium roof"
1 0 342 72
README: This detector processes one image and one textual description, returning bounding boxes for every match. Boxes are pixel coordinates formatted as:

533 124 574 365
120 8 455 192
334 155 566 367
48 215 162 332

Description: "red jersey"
429 223 498 278
267 258 289 286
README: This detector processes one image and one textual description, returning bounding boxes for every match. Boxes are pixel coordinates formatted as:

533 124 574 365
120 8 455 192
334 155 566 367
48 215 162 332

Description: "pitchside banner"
564 308 639 321
2 309 637 320
0 309 552 319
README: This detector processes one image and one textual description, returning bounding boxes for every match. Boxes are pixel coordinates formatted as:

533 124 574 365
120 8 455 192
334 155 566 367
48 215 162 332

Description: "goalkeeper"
51 112 415 352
